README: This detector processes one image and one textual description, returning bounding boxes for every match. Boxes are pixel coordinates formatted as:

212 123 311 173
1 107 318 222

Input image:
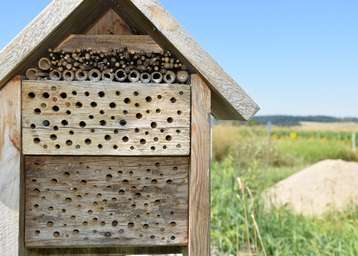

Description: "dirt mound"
265 160 358 216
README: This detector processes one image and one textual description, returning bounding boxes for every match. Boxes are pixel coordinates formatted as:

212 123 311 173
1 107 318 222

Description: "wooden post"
189 75 211 256
0 76 21 256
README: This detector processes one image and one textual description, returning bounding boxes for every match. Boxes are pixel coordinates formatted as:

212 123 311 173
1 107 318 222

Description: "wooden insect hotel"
0 1 259 255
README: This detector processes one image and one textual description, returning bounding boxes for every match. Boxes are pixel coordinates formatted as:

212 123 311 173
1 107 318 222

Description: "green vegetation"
212 124 358 255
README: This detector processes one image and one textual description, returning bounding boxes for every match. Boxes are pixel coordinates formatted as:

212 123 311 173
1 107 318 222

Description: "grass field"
212 124 358 255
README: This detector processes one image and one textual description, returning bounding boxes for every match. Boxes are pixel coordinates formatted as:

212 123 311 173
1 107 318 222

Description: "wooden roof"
0 0 259 120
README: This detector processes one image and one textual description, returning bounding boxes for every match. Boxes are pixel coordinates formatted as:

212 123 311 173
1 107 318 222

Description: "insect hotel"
0 1 258 255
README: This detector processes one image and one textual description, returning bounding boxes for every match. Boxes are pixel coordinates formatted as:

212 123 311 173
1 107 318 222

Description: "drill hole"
119 120 127 126
28 92 36 98
42 120 50 127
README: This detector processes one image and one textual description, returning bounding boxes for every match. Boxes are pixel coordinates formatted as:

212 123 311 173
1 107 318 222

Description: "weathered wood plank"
22 80 190 156
56 35 163 53
86 9 133 35
0 0 110 89
0 76 21 256
25 156 189 248
188 75 211 256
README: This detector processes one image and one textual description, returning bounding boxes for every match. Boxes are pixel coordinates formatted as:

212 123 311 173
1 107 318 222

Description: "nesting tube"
88 69 101 82
163 71 176 84
49 70 62 81
38 57 51 71
177 70 189 84
26 68 40 80
140 72 151 83
151 72 163 83
75 70 88 81
128 70 140 83
114 69 127 82
63 70 75 81
102 70 114 81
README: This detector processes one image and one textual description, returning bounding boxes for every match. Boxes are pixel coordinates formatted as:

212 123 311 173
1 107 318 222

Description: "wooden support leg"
189 75 211 256
0 76 21 256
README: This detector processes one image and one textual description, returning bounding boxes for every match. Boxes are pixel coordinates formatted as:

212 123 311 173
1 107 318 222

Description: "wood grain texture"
116 0 259 120
86 8 133 35
0 0 111 89
0 77 21 256
56 35 163 53
22 80 190 156
189 75 211 256
25 156 189 248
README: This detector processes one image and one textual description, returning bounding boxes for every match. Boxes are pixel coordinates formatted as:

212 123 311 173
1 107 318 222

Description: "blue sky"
1 1 358 117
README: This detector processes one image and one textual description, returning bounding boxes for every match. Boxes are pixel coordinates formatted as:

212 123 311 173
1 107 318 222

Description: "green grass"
211 125 358 255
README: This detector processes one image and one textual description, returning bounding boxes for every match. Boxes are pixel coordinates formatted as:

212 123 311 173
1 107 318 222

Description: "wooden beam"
56 35 163 53
189 75 211 256
26 246 183 255
0 76 21 256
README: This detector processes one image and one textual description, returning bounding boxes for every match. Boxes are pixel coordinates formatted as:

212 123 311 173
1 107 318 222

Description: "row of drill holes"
29 90 183 101
34 119 172 130
35 230 177 241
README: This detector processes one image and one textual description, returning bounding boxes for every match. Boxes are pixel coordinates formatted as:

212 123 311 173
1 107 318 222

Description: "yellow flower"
290 132 298 140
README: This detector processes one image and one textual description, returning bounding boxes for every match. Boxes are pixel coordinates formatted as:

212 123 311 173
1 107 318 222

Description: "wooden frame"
189 75 212 256
0 1 259 254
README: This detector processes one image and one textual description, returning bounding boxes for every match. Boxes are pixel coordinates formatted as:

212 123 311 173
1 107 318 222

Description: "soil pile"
265 160 358 216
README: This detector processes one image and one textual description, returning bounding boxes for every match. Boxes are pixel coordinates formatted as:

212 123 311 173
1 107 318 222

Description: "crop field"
211 123 358 255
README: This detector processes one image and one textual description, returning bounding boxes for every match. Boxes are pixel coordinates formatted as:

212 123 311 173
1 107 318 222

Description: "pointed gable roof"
0 0 259 120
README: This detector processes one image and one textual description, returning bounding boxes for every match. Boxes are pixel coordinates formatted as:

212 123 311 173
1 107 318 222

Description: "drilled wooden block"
25 156 189 248
22 80 190 155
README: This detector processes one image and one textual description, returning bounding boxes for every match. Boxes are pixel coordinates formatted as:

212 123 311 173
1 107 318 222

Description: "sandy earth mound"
265 160 358 216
